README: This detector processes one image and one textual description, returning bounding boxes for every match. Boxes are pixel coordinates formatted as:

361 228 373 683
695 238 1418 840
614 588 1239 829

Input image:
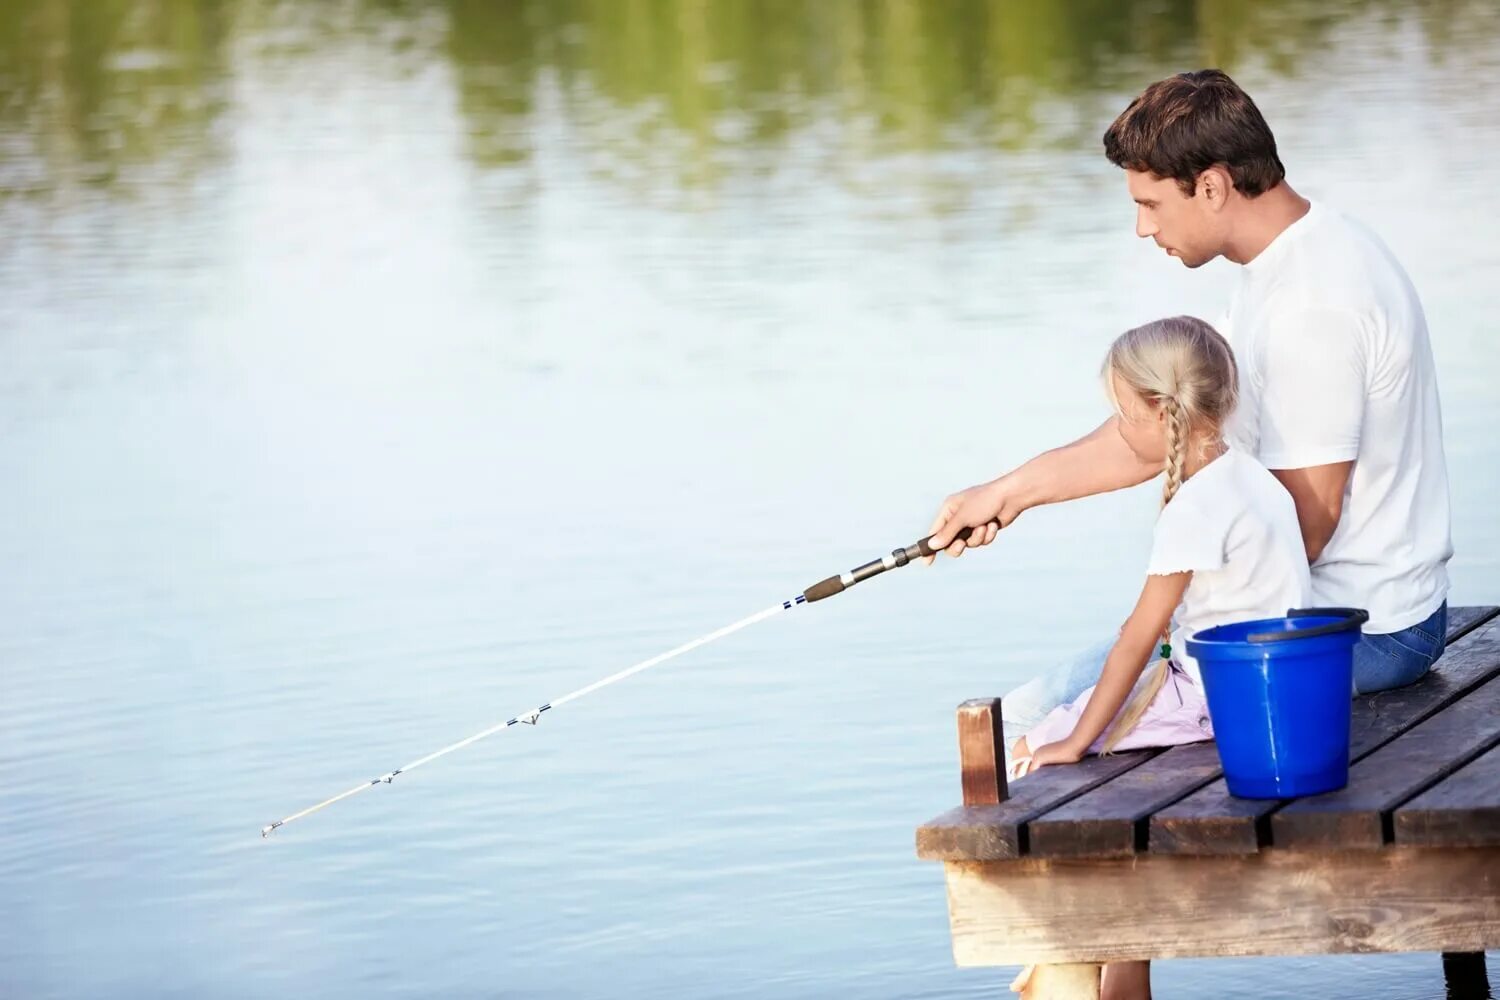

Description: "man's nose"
1135 208 1157 239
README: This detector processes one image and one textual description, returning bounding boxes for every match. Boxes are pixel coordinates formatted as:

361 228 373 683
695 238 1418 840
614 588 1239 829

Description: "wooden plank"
1272 673 1500 848
916 750 1156 861
956 698 1008 807
941 846 1500 965
1028 742 1221 858
1150 617 1500 855
1447 605 1500 643
1393 741 1500 848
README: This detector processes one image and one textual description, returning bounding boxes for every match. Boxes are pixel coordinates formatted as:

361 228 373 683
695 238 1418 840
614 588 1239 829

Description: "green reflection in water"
0 0 229 191
2 0 1498 194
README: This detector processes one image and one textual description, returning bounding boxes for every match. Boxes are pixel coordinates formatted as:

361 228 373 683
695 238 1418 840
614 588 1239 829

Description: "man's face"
1126 169 1222 268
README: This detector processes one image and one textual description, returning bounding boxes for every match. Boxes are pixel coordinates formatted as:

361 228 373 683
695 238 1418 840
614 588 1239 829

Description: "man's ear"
1197 165 1233 210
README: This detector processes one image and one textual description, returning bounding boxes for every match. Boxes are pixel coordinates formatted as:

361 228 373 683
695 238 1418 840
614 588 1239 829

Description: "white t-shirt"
1147 448 1313 684
1221 202 1452 634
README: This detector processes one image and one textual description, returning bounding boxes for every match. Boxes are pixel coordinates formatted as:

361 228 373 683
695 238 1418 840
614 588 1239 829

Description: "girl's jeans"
1001 602 1449 751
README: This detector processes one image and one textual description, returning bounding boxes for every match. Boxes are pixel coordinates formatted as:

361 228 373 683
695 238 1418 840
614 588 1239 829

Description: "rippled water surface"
3 2 1498 997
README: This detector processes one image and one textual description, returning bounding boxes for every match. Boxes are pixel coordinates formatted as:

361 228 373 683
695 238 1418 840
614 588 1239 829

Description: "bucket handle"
1245 607 1369 643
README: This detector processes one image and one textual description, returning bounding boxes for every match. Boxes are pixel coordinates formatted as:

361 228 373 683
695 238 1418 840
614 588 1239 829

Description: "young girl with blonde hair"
1014 316 1310 771
1008 316 1312 999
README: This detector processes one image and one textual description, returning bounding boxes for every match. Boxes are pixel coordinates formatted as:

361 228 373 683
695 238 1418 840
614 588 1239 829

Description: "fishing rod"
261 522 994 837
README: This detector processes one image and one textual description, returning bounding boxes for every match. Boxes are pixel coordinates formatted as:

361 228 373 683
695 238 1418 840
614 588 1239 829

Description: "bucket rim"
1189 607 1369 646
1243 606 1368 643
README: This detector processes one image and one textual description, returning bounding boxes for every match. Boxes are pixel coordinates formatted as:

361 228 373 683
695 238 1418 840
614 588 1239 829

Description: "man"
926 70 1453 740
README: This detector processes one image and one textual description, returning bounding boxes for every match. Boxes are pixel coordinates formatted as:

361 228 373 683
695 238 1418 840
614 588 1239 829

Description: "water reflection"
5 0 1500 196
0 0 229 192
3 3 1499 999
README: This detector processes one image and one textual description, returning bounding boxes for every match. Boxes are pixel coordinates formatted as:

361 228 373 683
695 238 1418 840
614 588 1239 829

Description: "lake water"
3 1 1498 997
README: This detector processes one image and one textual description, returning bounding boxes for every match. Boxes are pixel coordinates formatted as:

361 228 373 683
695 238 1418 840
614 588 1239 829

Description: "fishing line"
261 523 991 837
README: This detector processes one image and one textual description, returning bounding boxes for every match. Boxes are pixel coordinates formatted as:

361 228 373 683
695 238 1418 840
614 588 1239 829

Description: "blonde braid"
1161 396 1190 507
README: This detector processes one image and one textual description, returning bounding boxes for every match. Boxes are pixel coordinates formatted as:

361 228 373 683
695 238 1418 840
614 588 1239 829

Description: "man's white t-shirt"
1220 202 1452 634
1147 448 1313 684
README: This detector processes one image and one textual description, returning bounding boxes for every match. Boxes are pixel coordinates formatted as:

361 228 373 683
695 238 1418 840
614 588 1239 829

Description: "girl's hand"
1029 740 1085 770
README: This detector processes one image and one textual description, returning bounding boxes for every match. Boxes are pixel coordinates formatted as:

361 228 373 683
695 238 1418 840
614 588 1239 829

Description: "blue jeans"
1351 602 1448 695
1001 603 1449 748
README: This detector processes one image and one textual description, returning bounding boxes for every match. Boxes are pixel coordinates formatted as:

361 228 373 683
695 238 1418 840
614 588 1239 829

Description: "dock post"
954 698 1101 1000
1441 951 1490 999
956 698 1008 806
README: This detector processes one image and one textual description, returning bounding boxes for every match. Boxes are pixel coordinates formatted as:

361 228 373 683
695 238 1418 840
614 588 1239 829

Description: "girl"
1008 316 1311 1000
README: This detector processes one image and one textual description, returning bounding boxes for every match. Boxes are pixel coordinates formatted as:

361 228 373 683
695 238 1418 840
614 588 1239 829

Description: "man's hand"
923 479 1016 564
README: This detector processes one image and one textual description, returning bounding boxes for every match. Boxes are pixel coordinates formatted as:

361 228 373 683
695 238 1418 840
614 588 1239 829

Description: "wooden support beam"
956 698 1007 806
940 846 1500 966
1441 951 1491 1000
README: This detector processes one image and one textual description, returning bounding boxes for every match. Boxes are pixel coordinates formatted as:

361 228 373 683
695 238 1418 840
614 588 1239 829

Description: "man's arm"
1271 462 1354 563
1253 307 1365 565
926 416 1161 558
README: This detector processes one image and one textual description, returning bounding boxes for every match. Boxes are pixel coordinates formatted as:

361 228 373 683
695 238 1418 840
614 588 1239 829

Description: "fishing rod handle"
802 521 1000 603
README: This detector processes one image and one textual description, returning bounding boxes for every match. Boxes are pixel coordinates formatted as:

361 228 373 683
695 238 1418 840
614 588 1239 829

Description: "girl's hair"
1099 315 1238 753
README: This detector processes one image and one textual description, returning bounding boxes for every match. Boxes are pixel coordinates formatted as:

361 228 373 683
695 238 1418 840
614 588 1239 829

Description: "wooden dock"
916 606 1500 997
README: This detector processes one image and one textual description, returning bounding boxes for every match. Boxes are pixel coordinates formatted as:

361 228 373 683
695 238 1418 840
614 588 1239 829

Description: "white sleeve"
1254 307 1366 469
1147 498 1226 577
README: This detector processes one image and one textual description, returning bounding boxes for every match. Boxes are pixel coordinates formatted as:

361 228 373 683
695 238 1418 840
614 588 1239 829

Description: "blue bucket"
1186 608 1368 799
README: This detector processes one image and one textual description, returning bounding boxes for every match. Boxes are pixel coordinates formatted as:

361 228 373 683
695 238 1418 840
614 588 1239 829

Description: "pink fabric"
1021 661 1214 755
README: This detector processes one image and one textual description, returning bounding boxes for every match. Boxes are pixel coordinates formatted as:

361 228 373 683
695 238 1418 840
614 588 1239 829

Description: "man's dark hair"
1103 70 1285 197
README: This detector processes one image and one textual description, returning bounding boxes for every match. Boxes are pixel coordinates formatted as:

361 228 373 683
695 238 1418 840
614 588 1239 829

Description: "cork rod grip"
912 520 1001 558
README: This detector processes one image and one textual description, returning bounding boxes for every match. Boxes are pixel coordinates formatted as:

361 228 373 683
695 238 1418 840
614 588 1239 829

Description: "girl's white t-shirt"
1147 448 1313 684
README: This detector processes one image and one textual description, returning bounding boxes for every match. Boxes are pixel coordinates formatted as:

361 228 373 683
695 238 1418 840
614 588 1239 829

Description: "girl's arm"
1030 571 1192 766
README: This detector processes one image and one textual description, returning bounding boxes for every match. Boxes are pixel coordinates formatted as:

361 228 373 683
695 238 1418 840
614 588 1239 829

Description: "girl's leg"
1101 960 1151 1000
1011 962 1101 998
1002 637 1114 756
